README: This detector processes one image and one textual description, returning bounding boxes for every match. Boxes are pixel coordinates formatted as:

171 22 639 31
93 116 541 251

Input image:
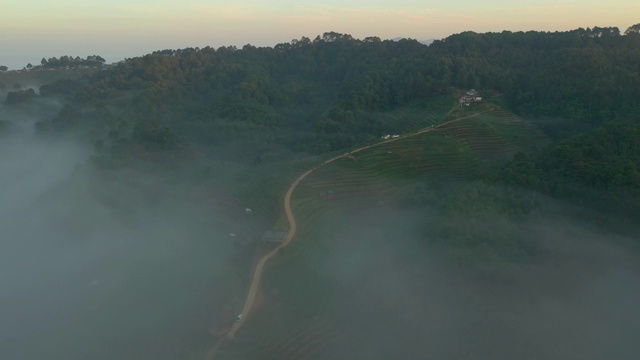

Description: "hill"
5 26 640 359
28 27 640 169
216 103 640 359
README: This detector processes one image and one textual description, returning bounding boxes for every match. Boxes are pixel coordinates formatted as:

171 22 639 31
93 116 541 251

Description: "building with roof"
459 89 483 106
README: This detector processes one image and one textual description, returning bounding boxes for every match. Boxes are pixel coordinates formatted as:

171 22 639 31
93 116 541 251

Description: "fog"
238 177 640 360
310 199 640 359
3 91 640 360
0 97 240 359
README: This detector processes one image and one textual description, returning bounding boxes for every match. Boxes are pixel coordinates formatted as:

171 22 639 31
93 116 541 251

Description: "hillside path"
206 108 493 359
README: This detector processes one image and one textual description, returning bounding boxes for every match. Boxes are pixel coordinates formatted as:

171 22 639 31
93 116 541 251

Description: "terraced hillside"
367 96 455 134
214 107 548 359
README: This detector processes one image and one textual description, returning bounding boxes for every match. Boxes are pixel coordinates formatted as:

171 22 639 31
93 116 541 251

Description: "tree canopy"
625 23 640 35
30 28 640 171
38 55 106 69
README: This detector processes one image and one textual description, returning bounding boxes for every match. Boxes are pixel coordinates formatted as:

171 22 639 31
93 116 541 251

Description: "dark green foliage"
500 120 640 198
48 34 452 162
429 27 640 123
36 28 640 169
39 79 83 97
39 55 105 69
625 23 640 35
132 122 181 152
497 120 640 235
5 88 37 104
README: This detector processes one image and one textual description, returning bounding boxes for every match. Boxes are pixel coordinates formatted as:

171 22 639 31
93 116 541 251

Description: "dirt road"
206 109 493 359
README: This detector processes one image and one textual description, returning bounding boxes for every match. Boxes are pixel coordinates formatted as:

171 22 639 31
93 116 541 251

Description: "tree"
47 57 59 68
5 88 37 104
26 63 33 69
624 23 640 35
86 55 106 65
0 65 8 72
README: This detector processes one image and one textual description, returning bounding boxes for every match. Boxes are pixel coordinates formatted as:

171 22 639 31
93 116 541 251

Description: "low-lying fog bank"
0 102 241 359
241 186 640 360
321 204 640 359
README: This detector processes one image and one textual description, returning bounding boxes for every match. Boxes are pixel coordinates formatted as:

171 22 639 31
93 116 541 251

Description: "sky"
1 0 639 69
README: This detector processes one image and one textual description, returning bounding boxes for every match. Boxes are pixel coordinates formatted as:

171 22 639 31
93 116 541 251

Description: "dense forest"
8 25 640 243
24 27 637 162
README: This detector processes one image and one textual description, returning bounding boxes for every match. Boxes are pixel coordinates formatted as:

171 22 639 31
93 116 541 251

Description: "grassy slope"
215 105 548 359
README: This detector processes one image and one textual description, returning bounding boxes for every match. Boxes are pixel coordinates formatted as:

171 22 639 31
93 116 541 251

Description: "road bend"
206 109 493 359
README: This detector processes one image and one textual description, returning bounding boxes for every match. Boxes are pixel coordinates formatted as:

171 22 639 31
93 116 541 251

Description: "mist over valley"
1 25 640 359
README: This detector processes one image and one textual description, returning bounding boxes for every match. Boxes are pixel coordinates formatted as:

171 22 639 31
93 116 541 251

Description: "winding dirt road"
206 109 493 359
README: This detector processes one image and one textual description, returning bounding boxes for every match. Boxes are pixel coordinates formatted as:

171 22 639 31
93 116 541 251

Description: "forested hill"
33 26 640 166
499 120 640 202
430 26 640 123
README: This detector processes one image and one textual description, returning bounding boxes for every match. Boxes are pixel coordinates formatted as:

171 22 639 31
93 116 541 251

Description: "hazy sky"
1 0 638 68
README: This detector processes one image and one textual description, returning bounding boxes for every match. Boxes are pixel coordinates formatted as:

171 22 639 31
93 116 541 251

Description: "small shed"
261 230 288 243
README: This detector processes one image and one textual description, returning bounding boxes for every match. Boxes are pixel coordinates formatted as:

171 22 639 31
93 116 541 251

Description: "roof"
261 230 288 242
